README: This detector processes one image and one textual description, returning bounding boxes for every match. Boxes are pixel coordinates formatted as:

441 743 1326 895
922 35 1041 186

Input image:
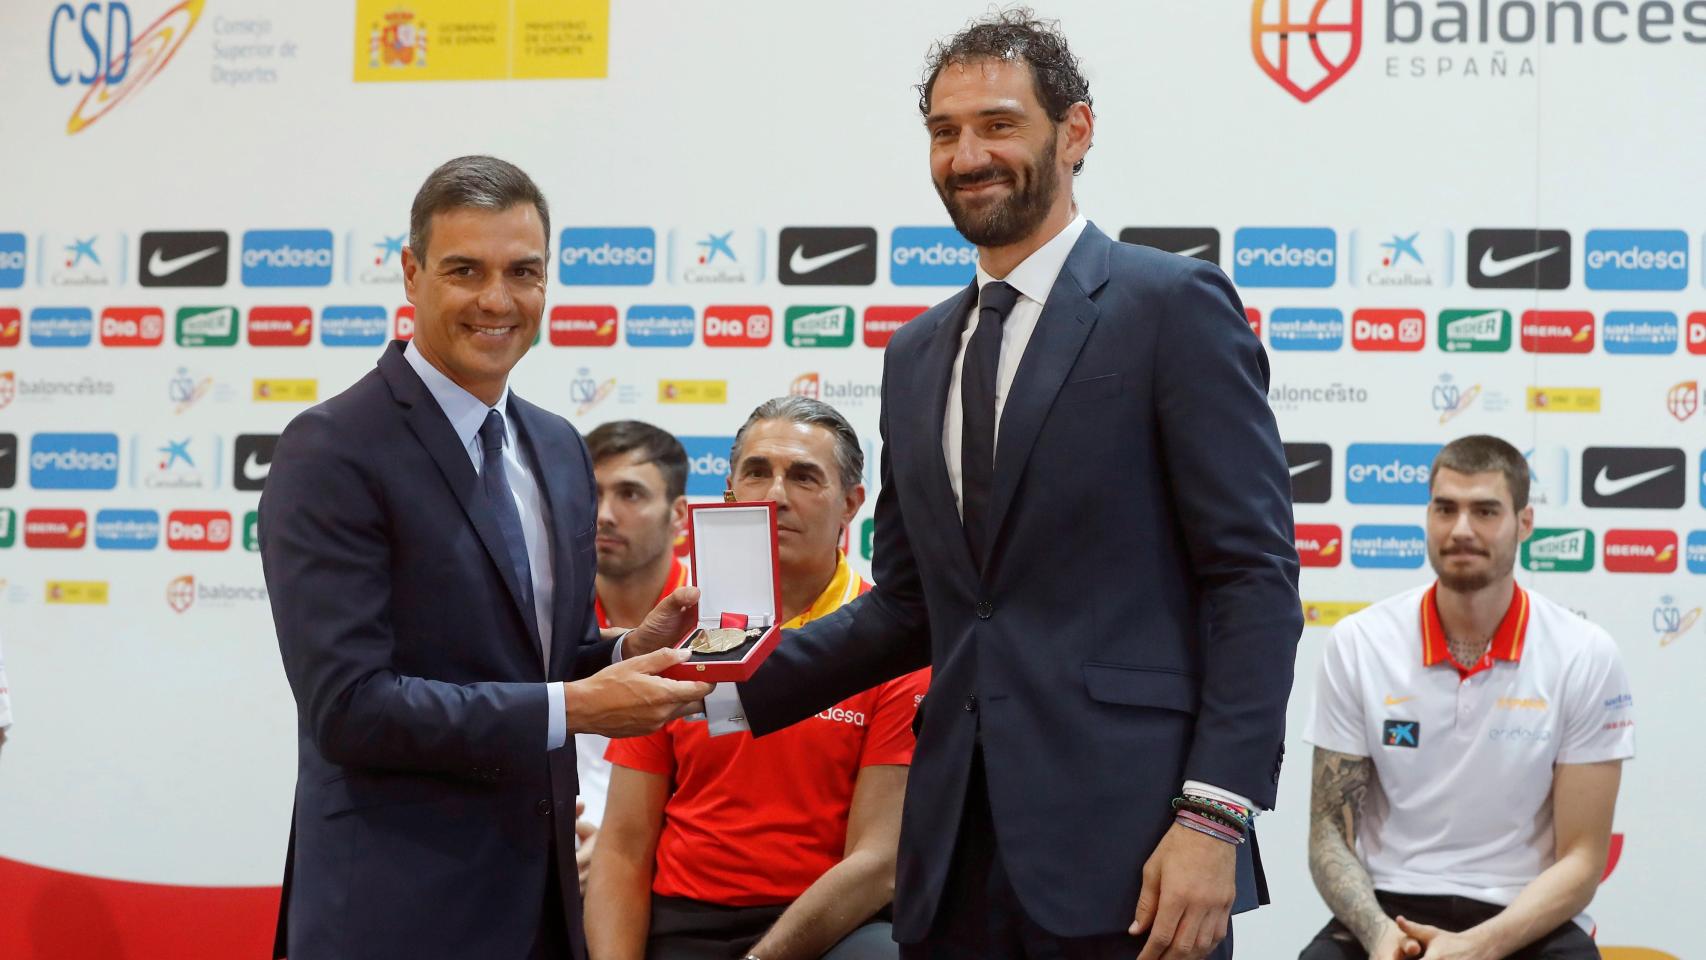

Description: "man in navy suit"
716 12 1302 959
261 155 711 960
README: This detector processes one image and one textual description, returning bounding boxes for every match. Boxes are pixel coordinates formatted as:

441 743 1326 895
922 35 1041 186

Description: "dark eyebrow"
925 105 1026 125
508 254 545 269
437 255 480 269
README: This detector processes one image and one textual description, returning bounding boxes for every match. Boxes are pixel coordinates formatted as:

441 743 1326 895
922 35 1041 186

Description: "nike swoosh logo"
1173 244 1210 259
1478 246 1558 279
789 243 867 275
1592 464 1674 498
148 246 220 278
242 451 271 482
1384 695 1414 706
1289 460 1321 477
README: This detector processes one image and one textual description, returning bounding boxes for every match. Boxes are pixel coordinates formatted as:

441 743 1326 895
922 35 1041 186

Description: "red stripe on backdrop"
0 856 279 959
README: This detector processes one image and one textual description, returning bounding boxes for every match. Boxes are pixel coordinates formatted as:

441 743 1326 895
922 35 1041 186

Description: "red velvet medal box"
660 500 784 682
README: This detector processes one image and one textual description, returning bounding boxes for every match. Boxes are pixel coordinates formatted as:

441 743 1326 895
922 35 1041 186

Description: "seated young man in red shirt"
587 397 927 960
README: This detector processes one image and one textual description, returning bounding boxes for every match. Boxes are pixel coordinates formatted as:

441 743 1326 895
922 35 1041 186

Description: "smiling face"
729 419 864 581
1427 467 1534 593
401 203 547 405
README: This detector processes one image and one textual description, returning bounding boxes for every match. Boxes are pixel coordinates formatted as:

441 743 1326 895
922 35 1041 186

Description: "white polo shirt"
1305 582 1635 930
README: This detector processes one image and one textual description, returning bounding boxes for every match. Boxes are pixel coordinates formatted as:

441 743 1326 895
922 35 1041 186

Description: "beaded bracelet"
1176 810 1246 843
1172 795 1252 831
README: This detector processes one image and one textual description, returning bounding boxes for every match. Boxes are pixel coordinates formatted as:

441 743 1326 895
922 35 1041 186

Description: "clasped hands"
565 585 712 738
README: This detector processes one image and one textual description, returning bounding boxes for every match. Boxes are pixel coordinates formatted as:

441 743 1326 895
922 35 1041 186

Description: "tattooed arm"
1308 747 1416 959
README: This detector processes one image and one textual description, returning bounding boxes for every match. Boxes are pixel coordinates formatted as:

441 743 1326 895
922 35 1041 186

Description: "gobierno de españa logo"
1251 0 1364 103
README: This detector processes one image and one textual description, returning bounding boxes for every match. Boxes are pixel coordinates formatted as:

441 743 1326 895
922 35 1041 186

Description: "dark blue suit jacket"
262 341 610 959
741 224 1302 940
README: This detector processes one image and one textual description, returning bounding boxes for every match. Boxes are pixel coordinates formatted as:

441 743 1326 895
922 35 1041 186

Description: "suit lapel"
986 225 1112 549
917 282 980 575
509 396 582 680
378 343 542 659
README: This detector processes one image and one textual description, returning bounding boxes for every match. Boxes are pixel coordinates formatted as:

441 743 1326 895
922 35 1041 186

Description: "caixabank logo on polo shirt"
1521 528 1595 573
1382 719 1420 749
1350 525 1426 569
1345 443 1439 505
241 230 334 287
679 436 734 497
1604 529 1678 574
1584 229 1688 291
1294 524 1342 567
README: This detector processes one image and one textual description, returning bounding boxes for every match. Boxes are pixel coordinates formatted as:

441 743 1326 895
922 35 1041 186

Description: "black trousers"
1298 890 1599 960
646 895 897 960
901 749 1234 960
529 835 574 960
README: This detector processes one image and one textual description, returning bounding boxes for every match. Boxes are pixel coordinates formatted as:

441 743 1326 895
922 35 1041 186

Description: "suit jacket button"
963 695 978 712
975 601 993 619
536 799 552 817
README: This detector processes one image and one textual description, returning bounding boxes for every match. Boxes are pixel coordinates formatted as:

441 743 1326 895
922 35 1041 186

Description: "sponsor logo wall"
1 2 1699 957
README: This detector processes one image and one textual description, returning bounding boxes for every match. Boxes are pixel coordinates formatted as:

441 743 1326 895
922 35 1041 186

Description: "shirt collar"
974 212 1089 306
403 338 511 450
783 552 864 629
1420 582 1531 676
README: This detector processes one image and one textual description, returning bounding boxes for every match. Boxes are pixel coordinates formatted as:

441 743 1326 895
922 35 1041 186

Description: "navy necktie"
479 409 536 623
961 280 1019 570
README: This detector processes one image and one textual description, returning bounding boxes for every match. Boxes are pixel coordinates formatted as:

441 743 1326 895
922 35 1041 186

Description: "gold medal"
690 627 749 654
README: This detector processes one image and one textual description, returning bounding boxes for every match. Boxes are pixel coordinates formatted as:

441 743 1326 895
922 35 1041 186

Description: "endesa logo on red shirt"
1603 529 1677 573
248 306 313 346
703 305 773 347
167 510 233 551
1520 311 1595 353
100 307 165 347
864 306 927 348
25 508 88 548
549 306 617 347
0 308 23 347
1687 312 1706 355
1351 309 1425 352
393 305 416 341
1295 523 1343 567
1244 307 1262 339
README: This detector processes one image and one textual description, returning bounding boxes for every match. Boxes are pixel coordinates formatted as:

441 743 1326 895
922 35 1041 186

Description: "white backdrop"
0 1 1700 957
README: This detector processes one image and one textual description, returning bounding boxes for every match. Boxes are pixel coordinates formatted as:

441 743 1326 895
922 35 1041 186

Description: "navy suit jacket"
740 224 1303 940
262 341 610 959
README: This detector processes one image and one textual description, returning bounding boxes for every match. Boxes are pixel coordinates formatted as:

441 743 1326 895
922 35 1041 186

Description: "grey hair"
731 396 864 492
407 155 551 260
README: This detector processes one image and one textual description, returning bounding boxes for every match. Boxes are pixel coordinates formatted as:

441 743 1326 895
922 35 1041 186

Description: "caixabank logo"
50 1 205 135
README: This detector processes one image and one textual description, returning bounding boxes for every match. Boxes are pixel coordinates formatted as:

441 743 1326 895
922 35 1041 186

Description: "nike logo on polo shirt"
1289 460 1322 477
148 246 220 278
1383 695 1415 706
1592 464 1675 498
1478 246 1559 279
788 243 867 275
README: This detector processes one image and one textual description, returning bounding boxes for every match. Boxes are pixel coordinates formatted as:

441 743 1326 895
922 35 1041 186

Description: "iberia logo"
1251 0 1363 103
56 0 206 135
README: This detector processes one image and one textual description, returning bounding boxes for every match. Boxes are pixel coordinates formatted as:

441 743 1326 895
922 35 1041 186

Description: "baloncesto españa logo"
1251 0 1364 103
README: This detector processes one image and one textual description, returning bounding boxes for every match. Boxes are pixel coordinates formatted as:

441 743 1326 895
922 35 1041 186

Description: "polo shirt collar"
1420 582 1531 676
784 552 863 629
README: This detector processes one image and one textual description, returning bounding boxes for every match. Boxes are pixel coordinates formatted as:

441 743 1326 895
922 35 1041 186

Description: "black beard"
935 137 1060 248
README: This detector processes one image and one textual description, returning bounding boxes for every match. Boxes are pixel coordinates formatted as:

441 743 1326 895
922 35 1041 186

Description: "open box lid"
687 501 781 629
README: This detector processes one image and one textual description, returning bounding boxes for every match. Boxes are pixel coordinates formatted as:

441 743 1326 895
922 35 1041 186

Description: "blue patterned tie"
479 409 535 619
961 281 1019 570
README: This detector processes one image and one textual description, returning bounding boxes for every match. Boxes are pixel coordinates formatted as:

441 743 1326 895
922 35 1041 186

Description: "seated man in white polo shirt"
1301 435 1633 960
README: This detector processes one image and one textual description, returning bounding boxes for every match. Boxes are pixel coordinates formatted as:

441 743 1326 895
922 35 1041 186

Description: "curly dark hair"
917 7 1094 174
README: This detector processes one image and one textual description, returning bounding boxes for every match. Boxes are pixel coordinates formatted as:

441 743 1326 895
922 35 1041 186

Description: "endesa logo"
50 0 205 135
558 228 655 286
24 509 88 549
890 227 977 286
166 509 233 551
30 432 120 489
1268 308 1343 351
320 306 389 347
30 307 94 347
95 508 160 550
865 306 927 348
702 305 773 347
1603 529 1678 574
1520 311 1594 353
1603 311 1677 355
1350 524 1427 569
240 230 334 287
549 305 618 347
1232 228 1336 288
1295 524 1343 567
0 232 25 288
1351 309 1425 351
679 436 734 496
1345 443 1440 505
1584 230 1688 291
624 306 695 347
247 306 312 346
99 306 164 346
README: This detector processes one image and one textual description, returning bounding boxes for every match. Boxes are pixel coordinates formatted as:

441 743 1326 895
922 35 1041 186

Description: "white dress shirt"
403 341 567 750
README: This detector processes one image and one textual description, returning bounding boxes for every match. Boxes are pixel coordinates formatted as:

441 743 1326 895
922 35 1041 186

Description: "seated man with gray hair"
586 397 927 960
